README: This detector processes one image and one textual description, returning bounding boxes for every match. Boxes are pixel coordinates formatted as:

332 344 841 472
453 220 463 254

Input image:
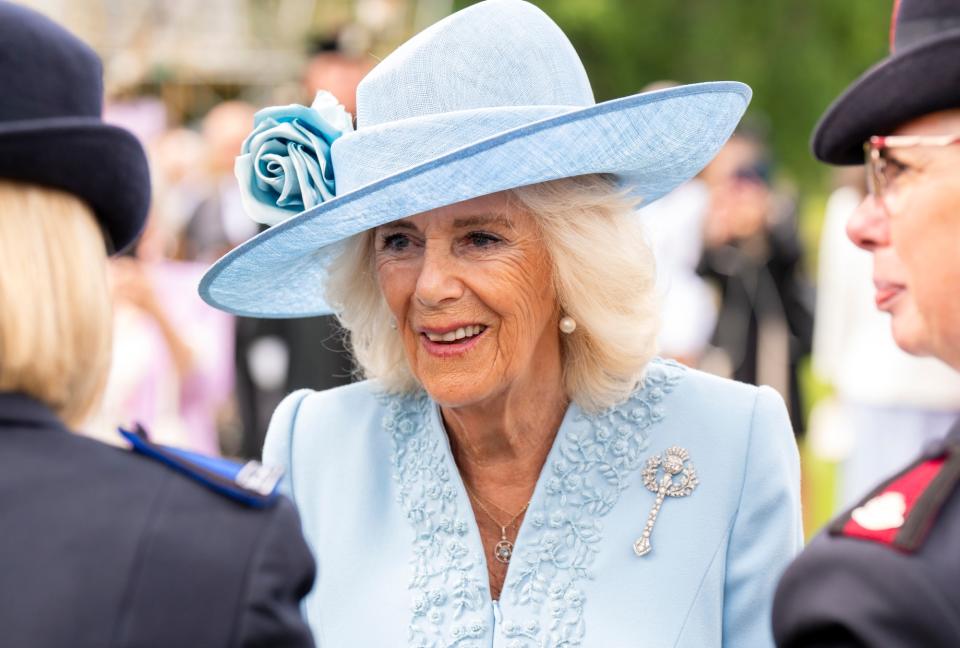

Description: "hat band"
331 104 576 195
894 16 960 51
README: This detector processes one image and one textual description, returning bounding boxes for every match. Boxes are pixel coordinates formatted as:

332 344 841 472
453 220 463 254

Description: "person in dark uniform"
773 1 960 645
0 3 315 646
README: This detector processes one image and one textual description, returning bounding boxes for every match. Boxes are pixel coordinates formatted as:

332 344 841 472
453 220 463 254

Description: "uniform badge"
119 425 284 508
850 491 906 531
830 441 960 552
236 461 285 496
634 446 698 557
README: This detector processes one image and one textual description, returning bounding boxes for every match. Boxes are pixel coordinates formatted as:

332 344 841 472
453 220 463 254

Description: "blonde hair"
326 174 659 412
0 180 112 426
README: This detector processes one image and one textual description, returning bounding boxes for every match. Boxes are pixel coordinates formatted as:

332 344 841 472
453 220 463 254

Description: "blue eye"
381 233 411 251
466 232 501 247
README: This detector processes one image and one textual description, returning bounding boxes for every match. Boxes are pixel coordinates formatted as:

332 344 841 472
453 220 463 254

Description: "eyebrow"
883 145 929 165
378 220 418 232
451 214 512 229
379 214 514 232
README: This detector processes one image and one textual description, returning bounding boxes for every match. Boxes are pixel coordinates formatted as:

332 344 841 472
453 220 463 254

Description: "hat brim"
813 29 960 165
0 117 151 253
200 81 750 318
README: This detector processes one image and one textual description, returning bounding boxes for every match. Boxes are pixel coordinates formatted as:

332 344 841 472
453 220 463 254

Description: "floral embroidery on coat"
386 359 686 648
387 392 490 648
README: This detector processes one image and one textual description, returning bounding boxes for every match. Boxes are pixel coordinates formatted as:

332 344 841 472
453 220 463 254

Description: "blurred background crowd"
20 0 960 536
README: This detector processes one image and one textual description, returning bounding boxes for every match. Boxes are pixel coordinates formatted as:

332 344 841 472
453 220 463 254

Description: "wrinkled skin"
847 109 960 369
374 191 561 410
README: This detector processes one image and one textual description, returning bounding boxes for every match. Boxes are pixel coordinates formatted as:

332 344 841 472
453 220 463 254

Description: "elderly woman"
0 4 314 646
201 1 801 646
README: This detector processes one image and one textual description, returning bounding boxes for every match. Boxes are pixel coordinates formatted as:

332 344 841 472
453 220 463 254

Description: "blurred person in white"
636 179 717 366
151 127 208 238
811 167 960 507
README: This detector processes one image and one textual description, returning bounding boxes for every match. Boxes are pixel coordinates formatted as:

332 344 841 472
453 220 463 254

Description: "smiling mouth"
422 324 487 344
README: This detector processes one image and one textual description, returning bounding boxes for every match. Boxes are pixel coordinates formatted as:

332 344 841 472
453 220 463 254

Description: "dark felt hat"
813 0 960 165
0 1 150 253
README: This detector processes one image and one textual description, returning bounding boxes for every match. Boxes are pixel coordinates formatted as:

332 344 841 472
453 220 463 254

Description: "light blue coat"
263 359 802 648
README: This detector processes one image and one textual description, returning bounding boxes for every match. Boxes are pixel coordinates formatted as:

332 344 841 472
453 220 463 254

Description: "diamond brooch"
634 446 698 557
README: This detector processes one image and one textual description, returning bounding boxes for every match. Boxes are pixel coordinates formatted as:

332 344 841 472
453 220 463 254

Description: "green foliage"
455 0 891 194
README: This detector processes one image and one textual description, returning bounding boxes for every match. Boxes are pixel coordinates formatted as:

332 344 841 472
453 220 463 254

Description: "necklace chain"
464 484 530 564
465 485 530 529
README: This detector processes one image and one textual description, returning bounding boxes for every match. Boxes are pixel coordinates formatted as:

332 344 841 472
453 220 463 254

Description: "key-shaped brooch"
634 446 698 557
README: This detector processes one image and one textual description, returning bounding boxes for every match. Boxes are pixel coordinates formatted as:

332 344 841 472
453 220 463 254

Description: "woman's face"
847 109 960 369
374 192 560 407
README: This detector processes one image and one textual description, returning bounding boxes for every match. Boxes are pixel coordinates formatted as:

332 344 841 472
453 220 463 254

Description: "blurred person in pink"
83 213 235 455
82 108 235 455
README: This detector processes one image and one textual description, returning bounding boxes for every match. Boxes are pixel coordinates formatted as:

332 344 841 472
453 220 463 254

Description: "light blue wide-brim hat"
200 0 751 318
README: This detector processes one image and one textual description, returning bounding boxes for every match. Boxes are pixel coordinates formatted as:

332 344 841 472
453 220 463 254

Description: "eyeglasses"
864 134 960 211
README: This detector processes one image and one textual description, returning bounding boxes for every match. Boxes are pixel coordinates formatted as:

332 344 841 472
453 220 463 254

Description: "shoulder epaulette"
829 439 960 552
119 425 284 508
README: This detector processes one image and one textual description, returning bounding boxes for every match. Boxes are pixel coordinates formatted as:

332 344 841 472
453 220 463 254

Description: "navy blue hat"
0 1 150 253
813 0 960 165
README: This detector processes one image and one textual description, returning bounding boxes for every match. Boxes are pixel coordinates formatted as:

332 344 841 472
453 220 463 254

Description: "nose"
414 242 464 307
847 194 891 252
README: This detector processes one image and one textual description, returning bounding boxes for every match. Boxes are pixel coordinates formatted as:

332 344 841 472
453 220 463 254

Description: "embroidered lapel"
386 359 686 648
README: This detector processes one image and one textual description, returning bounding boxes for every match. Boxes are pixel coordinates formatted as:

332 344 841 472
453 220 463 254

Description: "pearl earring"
389 317 398 330
559 315 577 334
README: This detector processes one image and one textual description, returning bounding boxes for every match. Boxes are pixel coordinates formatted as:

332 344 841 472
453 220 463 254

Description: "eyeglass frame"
864 134 960 211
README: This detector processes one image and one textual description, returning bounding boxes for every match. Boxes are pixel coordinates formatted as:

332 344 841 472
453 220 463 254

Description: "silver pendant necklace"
465 486 530 564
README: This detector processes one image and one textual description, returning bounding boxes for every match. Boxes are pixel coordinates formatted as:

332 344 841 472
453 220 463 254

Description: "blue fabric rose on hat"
235 90 354 226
